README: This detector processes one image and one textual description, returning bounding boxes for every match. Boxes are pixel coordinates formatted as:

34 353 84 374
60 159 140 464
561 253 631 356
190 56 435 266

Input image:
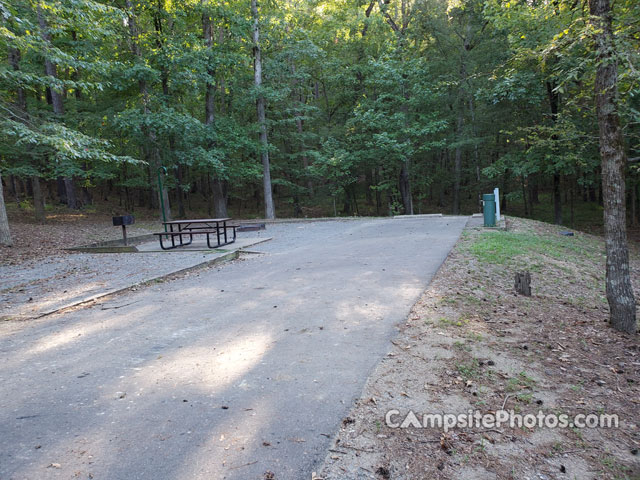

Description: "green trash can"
482 193 496 227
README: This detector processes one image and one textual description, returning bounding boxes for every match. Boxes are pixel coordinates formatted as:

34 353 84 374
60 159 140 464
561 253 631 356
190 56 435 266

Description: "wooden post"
515 272 531 296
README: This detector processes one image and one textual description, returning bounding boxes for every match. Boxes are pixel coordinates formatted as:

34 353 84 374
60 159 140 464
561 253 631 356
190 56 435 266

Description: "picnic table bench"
153 218 237 250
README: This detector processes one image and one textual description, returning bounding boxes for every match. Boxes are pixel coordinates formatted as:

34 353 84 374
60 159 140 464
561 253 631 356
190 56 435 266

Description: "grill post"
113 215 135 246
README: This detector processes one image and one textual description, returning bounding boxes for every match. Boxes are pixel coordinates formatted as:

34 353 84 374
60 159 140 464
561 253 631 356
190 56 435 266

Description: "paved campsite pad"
0 237 271 319
318 217 640 480
0 216 467 480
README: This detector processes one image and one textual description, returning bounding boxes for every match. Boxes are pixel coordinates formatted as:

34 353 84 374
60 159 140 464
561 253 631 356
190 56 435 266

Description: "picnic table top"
163 218 231 225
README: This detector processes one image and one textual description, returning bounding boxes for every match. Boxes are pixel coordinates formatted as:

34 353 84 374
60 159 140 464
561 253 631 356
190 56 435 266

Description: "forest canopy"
1 0 639 223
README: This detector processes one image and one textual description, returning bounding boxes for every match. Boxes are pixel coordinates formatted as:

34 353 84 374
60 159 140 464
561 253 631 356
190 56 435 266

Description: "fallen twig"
328 448 347 454
228 460 258 470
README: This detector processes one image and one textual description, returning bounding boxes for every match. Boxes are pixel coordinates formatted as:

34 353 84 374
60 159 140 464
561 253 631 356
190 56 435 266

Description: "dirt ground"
318 217 640 480
0 209 160 266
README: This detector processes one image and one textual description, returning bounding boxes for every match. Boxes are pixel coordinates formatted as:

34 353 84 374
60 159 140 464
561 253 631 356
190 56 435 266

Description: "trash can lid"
482 193 495 201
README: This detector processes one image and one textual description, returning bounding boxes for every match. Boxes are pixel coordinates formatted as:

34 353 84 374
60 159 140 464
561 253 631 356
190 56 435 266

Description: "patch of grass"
516 392 533 403
570 427 584 440
506 371 537 392
529 262 545 273
570 379 585 392
438 316 467 327
599 453 631 478
474 438 487 453
438 317 455 326
456 359 480 379
466 332 484 342
467 231 542 264
453 341 471 352
465 227 601 266
458 294 485 305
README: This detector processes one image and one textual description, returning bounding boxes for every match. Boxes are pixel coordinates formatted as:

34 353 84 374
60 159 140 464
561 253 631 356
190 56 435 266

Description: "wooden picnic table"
154 218 237 250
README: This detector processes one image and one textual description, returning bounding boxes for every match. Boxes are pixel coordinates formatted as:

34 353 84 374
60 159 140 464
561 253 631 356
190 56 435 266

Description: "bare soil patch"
1 208 159 266
319 217 640 480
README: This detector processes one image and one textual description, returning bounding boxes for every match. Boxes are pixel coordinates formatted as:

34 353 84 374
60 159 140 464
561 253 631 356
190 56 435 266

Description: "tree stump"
515 272 531 296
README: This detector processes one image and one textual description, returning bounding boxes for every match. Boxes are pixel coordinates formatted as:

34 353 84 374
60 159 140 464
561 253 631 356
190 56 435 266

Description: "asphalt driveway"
0 216 467 480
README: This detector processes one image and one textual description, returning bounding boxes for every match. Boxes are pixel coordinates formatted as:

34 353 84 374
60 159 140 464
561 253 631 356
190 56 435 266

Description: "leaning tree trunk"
590 0 637 333
0 174 12 246
251 0 275 219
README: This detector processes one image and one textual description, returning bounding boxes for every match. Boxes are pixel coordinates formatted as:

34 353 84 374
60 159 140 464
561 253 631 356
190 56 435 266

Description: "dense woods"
1 0 639 331
1 0 638 223
0 0 637 222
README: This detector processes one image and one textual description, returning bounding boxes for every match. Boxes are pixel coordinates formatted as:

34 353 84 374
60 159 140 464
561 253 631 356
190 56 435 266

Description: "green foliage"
0 0 637 221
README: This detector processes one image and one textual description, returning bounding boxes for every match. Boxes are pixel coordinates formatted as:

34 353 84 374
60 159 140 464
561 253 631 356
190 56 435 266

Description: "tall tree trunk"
8 48 27 115
57 177 67 204
570 176 575 226
453 109 463 215
64 177 79 209
32 176 45 222
176 165 186 218
546 81 562 224
399 75 413 215
9 176 19 205
375 167 382 215
590 0 636 333
37 8 64 118
532 176 539 204
451 26 472 216
632 180 638 227
553 174 562 225
70 31 82 100
398 163 413 214
202 5 228 218
210 178 227 218
252 0 275 219
290 62 314 196
0 174 12 246
439 150 446 208
469 95 480 183
37 7 78 210
365 169 374 207
9 48 40 221
217 27 227 114
295 115 313 196
125 0 170 221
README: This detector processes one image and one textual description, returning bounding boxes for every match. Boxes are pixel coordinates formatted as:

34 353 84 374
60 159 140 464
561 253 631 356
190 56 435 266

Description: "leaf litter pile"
0 210 158 266
318 217 640 480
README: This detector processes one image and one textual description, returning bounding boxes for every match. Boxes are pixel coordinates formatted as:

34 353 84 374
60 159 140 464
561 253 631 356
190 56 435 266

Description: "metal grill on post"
112 215 135 246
